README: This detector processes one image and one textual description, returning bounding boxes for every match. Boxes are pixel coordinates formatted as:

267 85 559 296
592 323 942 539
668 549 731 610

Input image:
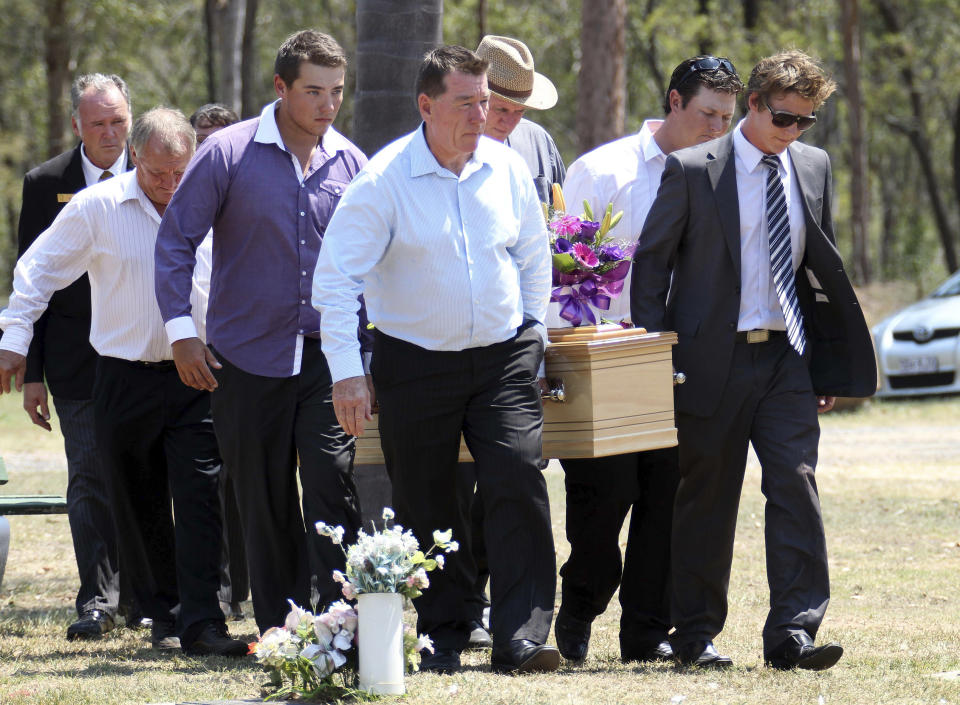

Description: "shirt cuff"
164 316 199 345
327 353 366 385
0 327 32 357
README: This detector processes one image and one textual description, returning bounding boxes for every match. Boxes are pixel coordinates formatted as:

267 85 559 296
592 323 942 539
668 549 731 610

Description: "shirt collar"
733 119 788 174
119 170 163 224
80 144 127 186
409 123 488 179
638 119 666 163
253 99 349 156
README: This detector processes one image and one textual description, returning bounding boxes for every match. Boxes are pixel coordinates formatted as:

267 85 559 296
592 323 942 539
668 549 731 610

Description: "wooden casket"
354 325 678 463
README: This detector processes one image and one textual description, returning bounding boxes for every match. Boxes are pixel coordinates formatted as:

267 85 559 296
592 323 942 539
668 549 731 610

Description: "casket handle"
673 371 687 386
541 378 566 403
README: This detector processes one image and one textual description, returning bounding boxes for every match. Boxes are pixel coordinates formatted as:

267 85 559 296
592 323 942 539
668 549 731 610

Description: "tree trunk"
206 0 247 114
876 0 958 274
477 0 487 47
841 0 870 283
353 0 443 157
240 0 259 118
743 0 759 28
43 0 71 159
697 0 711 55
577 0 626 154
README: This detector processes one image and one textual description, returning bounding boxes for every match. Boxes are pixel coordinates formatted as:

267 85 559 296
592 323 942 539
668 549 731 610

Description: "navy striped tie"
761 154 806 355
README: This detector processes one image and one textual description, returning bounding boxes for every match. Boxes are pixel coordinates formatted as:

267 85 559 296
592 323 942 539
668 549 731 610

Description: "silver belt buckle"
747 329 769 343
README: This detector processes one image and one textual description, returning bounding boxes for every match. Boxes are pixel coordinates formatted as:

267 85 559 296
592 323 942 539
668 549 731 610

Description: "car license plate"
898 356 939 374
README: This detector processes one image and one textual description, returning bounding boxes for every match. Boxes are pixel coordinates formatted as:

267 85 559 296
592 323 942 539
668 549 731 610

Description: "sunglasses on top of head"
764 103 817 130
674 56 737 89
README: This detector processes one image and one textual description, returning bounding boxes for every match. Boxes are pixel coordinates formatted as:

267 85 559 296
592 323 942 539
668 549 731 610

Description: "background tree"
353 0 443 156
577 0 626 153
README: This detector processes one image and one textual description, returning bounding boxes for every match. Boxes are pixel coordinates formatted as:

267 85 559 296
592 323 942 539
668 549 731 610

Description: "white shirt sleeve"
0 199 96 356
312 171 393 383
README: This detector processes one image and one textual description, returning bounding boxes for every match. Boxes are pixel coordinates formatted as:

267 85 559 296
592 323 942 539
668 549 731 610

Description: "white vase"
358 592 405 695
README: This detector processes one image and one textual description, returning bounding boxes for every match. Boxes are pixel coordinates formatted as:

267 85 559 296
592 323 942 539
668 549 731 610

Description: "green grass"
1 392 959 704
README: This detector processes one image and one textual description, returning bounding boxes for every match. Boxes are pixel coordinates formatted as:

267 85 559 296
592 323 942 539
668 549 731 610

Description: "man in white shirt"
14 73 137 641
0 108 246 658
555 56 741 665
631 51 876 669
313 45 557 676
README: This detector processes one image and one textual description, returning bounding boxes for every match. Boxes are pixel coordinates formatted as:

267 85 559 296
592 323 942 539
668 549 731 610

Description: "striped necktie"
99 170 114 182
761 154 806 355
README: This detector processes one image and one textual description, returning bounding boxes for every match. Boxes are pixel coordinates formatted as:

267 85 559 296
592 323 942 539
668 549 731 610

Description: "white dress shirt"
80 145 127 187
313 126 551 384
558 119 667 325
0 170 206 362
732 121 806 332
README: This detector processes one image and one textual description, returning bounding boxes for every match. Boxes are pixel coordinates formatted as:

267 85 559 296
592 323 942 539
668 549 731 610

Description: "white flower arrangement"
249 599 359 701
317 507 459 601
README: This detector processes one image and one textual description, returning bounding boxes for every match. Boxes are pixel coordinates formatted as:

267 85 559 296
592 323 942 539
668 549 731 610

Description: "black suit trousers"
670 336 829 653
209 342 361 633
93 357 224 641
372 325 555 652
558 446 679 650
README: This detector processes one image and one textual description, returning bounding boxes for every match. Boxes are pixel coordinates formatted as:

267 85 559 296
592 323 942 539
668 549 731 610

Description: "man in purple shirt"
154 30 369 633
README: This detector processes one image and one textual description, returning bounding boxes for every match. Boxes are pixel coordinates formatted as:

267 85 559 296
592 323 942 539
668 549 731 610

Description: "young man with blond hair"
631 50 876 670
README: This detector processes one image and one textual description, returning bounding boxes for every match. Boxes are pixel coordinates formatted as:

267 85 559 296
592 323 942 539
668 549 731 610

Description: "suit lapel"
788 142 825 238
64 144 86 192
706 133 741 277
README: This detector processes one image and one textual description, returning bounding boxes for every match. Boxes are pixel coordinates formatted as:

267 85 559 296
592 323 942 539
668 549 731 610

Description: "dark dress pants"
217 465 249 607
372 325 556 653
457 463 490 626
559 446 679 650
93 357 225 642
210 342 361 633
670 337 829 654
53 395 121 617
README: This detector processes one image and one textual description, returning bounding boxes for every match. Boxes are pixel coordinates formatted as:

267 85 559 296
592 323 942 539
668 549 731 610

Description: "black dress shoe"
491 639 560 674
674 640 733 669
66 610 115 640
182 621 248 657
466 620 493 650
622 639 674 663
554 611 591 663
419 648 461 674
151 619 181 650
765 633 843 671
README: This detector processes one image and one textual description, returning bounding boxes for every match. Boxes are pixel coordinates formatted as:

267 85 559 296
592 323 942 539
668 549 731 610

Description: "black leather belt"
735 329 786 344
129 359 176 370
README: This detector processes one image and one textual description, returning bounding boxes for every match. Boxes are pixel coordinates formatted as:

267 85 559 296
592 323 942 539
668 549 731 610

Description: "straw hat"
476 35 558 110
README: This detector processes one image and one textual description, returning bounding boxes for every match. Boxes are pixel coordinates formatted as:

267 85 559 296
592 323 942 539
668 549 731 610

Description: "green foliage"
2 0 959 294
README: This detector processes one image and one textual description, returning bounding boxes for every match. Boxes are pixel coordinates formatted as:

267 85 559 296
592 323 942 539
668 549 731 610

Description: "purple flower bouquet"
546 184 632 326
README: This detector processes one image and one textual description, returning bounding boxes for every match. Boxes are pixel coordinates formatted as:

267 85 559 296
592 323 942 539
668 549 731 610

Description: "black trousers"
93 357 224 642
372 325 555 652
217 464 249 607
558 446 679 650
210 342 361 633
670 337 828 654
53 396 121 617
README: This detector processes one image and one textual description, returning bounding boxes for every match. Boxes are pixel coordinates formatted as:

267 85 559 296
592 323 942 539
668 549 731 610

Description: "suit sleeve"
819 153 837 246
16 173 48 385
629 154 689 332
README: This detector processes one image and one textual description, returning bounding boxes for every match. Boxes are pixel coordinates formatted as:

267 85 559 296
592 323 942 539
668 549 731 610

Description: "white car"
872 269 960 397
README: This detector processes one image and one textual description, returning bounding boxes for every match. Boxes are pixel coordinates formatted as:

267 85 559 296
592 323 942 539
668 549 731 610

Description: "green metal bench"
0 456 69 590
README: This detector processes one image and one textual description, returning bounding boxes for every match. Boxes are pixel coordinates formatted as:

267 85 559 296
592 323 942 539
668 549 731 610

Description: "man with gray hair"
14 72 136 641
0 108 246 657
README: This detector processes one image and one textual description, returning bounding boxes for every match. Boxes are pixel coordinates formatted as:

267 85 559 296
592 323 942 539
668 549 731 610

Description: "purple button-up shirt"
155 101 367 377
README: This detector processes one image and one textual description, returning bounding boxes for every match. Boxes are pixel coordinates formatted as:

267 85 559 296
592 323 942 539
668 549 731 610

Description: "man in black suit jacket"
631 51 876 671
16 73 133 641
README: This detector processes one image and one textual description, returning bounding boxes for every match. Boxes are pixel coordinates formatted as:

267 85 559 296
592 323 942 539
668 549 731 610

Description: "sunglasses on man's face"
765 103 817 130
674 56 737 89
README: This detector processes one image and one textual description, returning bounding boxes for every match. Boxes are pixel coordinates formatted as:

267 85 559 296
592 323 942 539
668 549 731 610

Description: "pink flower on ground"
550 215 582 237
572 242 599 269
